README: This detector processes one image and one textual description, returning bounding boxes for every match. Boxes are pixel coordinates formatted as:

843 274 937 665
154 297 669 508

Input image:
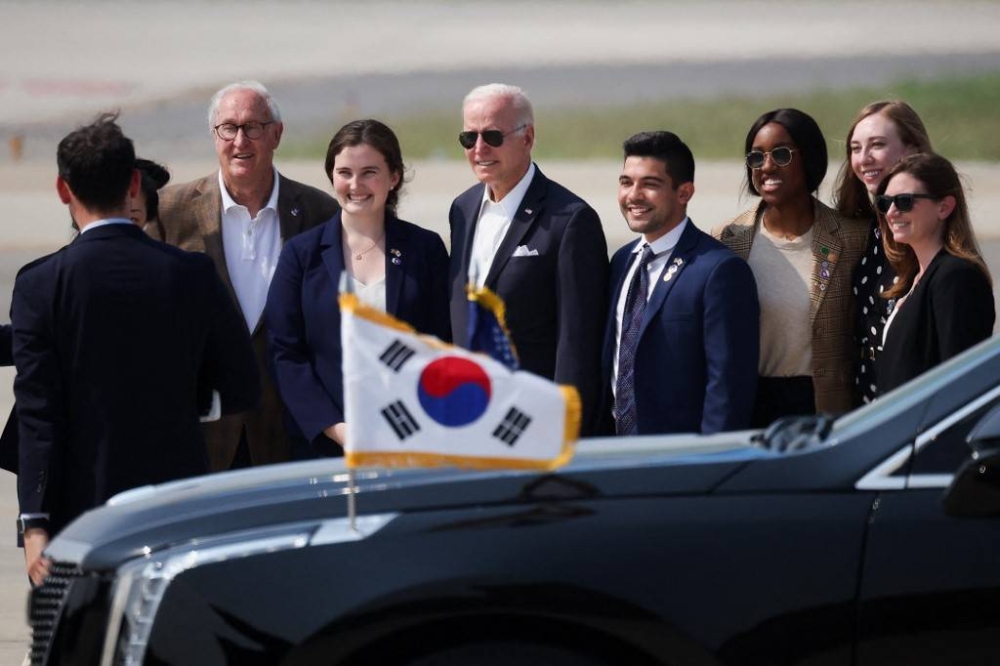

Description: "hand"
23 528 51 587
323 423 347 447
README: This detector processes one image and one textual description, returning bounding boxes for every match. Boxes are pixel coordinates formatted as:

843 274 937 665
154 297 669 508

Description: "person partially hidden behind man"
13 114 259 585
603 131 760 435
148 80 337 468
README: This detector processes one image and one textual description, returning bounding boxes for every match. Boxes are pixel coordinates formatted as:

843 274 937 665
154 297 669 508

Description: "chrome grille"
28 562 82 665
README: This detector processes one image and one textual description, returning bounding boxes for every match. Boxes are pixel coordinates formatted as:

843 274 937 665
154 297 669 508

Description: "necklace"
349 233 384 261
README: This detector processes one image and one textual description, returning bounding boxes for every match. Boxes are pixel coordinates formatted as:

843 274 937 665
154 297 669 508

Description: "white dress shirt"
79 218 133 234
611 218 689 397
468 163 537 288
219 169 282 331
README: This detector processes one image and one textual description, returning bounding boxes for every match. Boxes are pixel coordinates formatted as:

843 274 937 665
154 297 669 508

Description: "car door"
855 386 1000 665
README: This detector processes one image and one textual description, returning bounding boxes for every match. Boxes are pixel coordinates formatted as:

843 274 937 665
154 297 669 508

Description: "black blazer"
877 251 995 395
265 212 450 457
448 166 609 435
12 224 259 534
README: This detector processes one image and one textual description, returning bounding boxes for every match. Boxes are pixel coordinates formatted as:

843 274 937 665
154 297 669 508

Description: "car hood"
49 431 771 571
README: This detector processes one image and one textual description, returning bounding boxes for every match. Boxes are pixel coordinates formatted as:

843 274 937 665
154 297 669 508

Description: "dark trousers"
752 376 816 429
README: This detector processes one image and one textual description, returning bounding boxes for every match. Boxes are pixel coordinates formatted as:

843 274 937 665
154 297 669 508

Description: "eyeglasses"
458 125 527 150
874 193 940 214
746 147 795 169
213 121 274 141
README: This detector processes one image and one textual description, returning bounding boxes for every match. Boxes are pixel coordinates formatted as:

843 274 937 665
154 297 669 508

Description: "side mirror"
966 403 1000 453
943 448 1000 517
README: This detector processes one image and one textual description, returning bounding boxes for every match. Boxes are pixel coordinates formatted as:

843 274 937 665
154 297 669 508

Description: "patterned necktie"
615 244 655 435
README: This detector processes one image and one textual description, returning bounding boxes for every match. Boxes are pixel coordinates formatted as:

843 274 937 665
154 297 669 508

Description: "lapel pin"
391 248 401 257
820 268 830 280
290 207 300 217
392 257 401 265
664 265 678 282
524 208 533 215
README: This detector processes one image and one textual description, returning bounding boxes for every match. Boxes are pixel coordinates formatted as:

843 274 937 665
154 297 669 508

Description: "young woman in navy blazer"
875 153 994 395
265 120 450 457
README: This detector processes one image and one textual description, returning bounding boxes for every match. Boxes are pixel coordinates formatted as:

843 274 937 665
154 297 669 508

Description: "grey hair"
207 80 282 130
463 83 534 128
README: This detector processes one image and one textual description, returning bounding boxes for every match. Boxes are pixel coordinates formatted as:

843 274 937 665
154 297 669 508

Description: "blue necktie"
615 245 654 435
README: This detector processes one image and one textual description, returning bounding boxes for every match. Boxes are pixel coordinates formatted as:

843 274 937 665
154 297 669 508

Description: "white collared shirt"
219 169 282 331
468 163 537 288
612 217 689 397
79 218 133 234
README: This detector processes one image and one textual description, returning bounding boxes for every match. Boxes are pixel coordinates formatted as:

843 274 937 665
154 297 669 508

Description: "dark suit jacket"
265 212 450 456
878 251 995 395
12 224 259 535
602 222 760 435
148 172 338 470
449 166 609 435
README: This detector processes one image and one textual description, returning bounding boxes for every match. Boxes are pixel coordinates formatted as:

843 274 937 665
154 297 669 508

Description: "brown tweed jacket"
146 172 338 471
713 198 868 415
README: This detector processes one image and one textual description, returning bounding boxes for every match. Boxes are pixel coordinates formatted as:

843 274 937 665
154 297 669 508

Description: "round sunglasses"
458 125 527 150
746 147 795 169
874 193 940 214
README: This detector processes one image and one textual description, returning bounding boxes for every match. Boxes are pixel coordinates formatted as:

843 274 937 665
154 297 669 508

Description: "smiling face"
882 171 951 254
213 88 283 193
750 122 809 209
618 156 692 243
462 95 534 202
330 143 400 220
851 112 913 195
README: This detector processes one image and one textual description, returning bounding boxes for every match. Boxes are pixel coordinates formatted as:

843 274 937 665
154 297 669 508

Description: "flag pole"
340 270 360 532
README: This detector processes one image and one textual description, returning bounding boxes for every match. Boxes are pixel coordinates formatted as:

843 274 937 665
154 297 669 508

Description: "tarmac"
1 1 999 661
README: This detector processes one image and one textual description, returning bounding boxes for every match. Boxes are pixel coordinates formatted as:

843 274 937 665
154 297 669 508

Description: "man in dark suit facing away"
13 115 258 585
603 131 759 436
449 83 609 435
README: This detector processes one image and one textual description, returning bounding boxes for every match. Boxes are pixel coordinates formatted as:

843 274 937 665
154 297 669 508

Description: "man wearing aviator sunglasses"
449 83 609 436
147 80 337 472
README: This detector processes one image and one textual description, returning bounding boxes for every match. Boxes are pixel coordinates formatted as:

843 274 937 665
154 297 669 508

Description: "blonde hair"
833 101 932 220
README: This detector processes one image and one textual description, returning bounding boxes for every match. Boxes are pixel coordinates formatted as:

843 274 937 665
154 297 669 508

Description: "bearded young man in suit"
13 115 258 585
603 131 760 436
449 84 609 436
148 80 338 470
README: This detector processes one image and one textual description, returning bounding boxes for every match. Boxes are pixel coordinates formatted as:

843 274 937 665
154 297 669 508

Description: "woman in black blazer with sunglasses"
875 153 994 396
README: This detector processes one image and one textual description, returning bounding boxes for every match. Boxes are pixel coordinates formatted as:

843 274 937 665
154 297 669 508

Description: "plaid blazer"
713 199 868 415
146 172 338 471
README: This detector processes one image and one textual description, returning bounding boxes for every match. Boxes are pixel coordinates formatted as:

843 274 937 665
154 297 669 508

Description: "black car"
29 337 1000 666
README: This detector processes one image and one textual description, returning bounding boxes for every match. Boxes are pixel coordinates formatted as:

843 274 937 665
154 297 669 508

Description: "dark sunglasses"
874 193 940 214
746 147 795 169
458 125 527 149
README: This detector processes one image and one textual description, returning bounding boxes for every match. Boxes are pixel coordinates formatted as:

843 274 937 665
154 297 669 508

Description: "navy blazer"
449 166 609 435
601 221 760 435
877 251 995 395
265 212 450 455
12 224 258 534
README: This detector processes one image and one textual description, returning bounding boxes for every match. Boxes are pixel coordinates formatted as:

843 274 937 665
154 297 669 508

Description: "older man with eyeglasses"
448 83 609 436
148 80 337 470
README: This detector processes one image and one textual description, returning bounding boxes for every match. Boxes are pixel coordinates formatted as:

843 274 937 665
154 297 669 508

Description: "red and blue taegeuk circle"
417 357 491 427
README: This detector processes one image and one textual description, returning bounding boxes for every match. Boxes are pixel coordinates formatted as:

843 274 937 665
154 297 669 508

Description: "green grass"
281 72 1000 162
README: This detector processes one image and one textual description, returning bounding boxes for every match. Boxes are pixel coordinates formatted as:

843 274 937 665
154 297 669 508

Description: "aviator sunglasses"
746 147 795 169
458 125 527 150
874 193 940 214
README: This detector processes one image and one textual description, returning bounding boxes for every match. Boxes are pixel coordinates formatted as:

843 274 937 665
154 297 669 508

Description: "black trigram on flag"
493 408 532 446
381 401 420 440
380 340 416 372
